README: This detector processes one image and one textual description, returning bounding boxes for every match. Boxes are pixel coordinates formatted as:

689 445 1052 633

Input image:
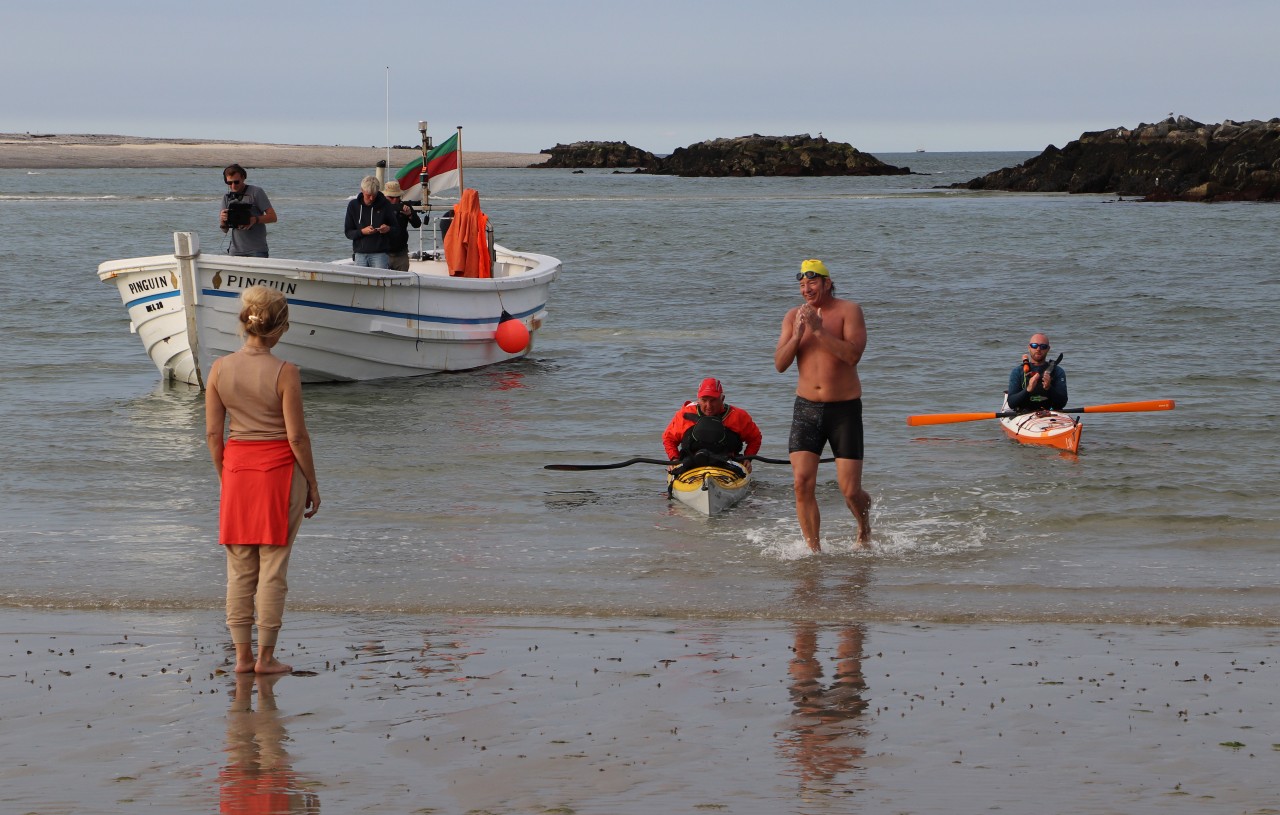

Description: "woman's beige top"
214 346 289 441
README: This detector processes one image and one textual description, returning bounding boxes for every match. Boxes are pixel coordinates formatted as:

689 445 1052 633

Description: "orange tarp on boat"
443 188 492 278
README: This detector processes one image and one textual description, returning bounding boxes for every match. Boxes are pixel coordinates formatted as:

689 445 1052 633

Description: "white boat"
667 463 752 516
98 231 559 385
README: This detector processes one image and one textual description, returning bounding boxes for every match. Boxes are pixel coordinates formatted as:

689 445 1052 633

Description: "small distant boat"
915 148 926 153
668 463 752 516
998 397 1082 453
98 232 559 385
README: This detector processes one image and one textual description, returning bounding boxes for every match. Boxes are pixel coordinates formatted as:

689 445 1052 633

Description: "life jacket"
1021 354 1052 405
680 407 743 457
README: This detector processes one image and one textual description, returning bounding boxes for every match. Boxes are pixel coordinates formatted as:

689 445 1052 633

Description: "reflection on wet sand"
778 565 871 792
221 674 320 814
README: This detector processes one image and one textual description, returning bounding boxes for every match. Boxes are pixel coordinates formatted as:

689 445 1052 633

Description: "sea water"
1 154 1277 625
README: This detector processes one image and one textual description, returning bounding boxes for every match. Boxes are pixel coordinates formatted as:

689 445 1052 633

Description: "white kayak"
667 464 752 516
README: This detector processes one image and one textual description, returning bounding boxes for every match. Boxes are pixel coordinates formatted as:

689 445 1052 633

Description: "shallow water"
1 154 1277 624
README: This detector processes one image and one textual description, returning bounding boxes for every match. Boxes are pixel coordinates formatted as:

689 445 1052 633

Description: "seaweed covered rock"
953 116 1280 202
649 133 910 177
533 141 656 169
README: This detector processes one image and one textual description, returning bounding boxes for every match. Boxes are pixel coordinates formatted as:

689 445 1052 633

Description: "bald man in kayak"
1006 332 1068 412
774 259 871 551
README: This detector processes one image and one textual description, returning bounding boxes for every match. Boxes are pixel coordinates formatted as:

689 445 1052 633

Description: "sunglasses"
225 178 245 186
1028 342 1050 350
795 271 828 280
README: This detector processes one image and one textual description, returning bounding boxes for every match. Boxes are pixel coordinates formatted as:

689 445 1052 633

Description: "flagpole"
456 126 464 193
418 120 432 256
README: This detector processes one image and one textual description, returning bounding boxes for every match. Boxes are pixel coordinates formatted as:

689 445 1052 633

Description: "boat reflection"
220 674 320 814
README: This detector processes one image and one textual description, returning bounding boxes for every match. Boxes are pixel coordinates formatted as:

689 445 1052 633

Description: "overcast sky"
4 0 1278 154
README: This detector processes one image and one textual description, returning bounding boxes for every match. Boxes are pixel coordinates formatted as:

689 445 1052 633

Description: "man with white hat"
774 258 871 551
382 180 422 272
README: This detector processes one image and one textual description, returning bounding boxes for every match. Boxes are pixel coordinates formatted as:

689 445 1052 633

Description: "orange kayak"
998 399 1082 453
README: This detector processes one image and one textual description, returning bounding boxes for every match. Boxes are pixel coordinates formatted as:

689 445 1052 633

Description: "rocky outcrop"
533 141 656 168
647 134 910 177
953 116 1280 202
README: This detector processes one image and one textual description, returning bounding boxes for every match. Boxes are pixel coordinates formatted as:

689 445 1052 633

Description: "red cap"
697 378 724 398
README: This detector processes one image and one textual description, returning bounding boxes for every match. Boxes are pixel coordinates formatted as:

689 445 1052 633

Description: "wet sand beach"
0 133 548 169
3 608 1277 814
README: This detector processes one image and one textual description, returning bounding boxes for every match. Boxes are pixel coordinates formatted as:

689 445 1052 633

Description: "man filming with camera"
219 164 277 258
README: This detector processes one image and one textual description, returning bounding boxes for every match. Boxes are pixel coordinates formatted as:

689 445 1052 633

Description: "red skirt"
219 440 296 546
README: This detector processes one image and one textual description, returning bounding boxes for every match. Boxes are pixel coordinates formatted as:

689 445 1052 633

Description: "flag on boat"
395 132 461 200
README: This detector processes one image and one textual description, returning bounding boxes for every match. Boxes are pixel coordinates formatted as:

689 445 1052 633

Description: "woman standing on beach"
205 286 320 674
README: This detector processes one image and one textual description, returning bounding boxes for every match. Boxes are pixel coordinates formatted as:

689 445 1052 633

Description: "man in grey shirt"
219 164 277 257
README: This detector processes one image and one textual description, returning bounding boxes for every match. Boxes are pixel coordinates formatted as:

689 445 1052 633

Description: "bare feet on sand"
255 657 293 675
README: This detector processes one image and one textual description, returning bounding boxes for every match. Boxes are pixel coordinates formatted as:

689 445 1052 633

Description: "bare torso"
776 294 866 402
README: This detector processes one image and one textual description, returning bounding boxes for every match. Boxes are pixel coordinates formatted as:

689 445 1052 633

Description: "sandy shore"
0 133 549 169
3 609 1276 814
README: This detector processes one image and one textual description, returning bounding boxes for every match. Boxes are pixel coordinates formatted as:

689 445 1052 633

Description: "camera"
225 192 253 228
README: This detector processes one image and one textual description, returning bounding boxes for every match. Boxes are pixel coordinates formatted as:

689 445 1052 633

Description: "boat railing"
409 213 498 271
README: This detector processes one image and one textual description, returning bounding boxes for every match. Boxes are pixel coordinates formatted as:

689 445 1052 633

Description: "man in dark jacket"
343 176 399 268
1006 333 1068 411
382 180 423 272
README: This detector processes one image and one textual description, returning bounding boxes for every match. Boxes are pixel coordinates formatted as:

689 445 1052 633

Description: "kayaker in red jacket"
662 378 763 472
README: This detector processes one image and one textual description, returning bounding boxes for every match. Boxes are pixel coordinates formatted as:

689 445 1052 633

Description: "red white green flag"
395 132 460 200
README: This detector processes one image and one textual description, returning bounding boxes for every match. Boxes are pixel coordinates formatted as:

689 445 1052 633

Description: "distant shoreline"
0 133 549 170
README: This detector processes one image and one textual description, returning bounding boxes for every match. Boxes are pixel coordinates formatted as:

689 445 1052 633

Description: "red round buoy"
494 317 530 353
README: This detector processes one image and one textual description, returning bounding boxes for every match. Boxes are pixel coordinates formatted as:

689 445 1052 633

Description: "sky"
4 0 1279 154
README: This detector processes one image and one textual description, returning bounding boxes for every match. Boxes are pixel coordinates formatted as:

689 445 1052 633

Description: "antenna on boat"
384 66 391 169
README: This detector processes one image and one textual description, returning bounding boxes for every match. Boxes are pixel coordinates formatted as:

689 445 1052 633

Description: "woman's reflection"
220 673 320 814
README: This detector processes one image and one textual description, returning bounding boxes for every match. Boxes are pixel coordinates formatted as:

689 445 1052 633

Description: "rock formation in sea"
647 134 910 177
532 141 657 169
532 134 911 177
953 116 1280 202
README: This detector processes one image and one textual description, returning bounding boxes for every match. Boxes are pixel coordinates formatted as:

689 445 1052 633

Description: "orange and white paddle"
906 399 1175 427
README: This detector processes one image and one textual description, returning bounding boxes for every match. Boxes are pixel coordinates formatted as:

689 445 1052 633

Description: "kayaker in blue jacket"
1007 333 1067 411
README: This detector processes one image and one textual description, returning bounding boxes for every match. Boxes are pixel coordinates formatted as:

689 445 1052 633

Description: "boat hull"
999 399 1082 453
668 465 752 516
98 233 559 384
96 255 199 384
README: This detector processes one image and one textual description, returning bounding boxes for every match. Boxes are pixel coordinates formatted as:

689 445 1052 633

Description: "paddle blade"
1078 399 1175 414
906 412 1003 426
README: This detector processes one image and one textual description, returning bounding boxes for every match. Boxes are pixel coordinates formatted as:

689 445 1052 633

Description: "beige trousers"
225 463 307 647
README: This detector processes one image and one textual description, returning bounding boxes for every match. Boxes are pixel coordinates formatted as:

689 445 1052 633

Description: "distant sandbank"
0 133 549 170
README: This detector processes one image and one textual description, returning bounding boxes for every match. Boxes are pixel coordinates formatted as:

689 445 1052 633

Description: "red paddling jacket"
663 402 763 461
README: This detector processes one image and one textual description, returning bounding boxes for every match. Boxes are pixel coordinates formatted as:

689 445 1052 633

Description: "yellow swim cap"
800 259 830 277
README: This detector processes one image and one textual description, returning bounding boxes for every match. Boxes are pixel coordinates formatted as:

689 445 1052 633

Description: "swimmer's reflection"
778 565 870 787
780 621 869 785
220 673 320 814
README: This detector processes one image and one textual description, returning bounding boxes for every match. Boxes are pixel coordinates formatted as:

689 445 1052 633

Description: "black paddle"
544 457 676 471
543 453 833 471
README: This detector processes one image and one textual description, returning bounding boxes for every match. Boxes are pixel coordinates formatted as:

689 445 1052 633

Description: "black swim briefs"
788 396 864 460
